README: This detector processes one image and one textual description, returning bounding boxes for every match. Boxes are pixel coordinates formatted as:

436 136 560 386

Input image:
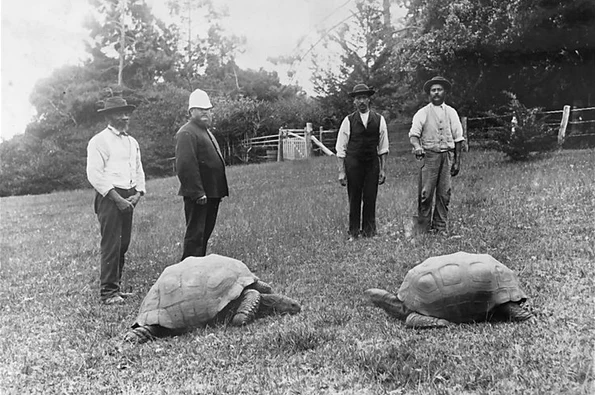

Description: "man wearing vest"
409 76 464 235
336 84 389 240
175 89 229 259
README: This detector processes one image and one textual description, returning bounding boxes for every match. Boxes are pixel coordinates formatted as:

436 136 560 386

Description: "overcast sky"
1 0 362 141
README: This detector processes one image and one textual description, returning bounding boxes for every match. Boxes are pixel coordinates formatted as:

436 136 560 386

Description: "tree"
166 0 245 92
394 0 595 114
85 0 180 88
311 0 400 120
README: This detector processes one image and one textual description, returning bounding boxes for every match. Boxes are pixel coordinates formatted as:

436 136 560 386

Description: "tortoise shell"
134 254 259 329
397 252 527 323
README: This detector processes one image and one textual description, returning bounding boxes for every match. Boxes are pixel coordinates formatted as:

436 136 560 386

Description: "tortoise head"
258 294 301 316
365 288 410 321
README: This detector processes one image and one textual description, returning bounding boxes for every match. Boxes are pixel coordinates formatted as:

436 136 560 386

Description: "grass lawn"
1 148 593 394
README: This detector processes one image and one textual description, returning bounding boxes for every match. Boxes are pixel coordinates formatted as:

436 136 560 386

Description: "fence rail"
241 105 593 161
463 104 595 149
243 123 336 161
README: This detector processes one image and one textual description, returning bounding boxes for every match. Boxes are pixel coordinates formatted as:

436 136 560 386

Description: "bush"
492 92 557 161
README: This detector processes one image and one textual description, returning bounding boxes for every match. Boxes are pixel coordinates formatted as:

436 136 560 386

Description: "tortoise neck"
393 301 412 321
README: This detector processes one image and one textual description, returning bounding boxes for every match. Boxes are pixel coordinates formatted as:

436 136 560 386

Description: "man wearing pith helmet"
409 76 465 235
335 83 389 240
175 89 229 259
86 96 146 305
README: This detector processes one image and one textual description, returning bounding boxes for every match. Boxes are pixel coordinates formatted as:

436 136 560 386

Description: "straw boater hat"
348 83 375 97
423 76 452 94
97 97 136 114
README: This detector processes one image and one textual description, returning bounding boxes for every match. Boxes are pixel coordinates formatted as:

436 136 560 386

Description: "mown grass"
1 148 594 394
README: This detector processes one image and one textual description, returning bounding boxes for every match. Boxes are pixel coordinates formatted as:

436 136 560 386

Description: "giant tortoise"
365 251 533 327
124 254 301 343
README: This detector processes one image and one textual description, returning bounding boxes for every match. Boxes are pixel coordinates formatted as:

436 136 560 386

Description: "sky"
1 0 365 142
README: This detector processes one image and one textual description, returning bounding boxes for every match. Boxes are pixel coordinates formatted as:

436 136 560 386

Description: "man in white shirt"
409 76 464 235
335 84 389 239
87 97 146 305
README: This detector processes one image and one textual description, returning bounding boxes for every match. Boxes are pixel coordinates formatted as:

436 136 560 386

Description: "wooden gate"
282 136 307 160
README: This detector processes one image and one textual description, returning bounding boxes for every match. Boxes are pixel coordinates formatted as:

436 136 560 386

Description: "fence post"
319 126 323 143
461 116 469 152
558 105 571 147
277 128 284 162
305 123 313 159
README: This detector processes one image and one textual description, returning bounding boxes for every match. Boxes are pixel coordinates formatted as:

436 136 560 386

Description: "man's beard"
112 119 129 131
194 118 211 128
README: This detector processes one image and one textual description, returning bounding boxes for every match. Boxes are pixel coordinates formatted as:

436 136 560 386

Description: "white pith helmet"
188 89 213 111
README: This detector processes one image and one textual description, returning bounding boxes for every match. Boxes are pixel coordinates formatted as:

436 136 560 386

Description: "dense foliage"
492 92 558 160
1 0 593 195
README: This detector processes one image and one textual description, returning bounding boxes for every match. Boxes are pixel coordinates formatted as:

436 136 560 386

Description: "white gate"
282 137 307 160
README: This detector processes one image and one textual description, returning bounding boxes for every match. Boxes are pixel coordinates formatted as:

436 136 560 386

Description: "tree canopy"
1 0 593 195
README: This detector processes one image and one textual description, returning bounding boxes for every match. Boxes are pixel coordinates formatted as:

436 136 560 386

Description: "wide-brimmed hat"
188 89 213 110
97 97 136 114
423 76 452 94
348 83 375 97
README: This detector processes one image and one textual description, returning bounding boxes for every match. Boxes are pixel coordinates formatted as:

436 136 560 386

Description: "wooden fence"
462 105 595 150
243 123 336 161
218 104 595 166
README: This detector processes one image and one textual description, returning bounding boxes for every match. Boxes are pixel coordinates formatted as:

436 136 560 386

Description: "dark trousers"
345 155 380 237
182 197 220 260
418 150 452 232
94 188 135 299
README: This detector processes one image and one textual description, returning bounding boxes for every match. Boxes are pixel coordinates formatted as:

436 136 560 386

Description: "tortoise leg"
252 280 273 294
124 325 162 344
231 289 261 326
496 302 533 322
405 312 452 328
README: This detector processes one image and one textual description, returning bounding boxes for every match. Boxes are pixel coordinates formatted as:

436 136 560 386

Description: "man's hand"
114 197 134 212
378 170 386 185
451 161 460 177
338 171 347 187
126 193 142 207
196 195 207 205
413 148 425 160
107 189 134 212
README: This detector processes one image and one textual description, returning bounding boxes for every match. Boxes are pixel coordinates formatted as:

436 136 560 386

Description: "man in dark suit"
175 89 229 259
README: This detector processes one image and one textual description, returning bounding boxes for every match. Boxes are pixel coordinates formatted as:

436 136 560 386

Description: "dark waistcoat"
346 111 380 160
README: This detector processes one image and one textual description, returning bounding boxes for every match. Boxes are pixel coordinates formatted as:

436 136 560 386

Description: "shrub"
492 92 557 161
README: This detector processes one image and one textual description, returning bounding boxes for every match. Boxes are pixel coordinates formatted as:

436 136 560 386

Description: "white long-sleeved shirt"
86 125 146 196
335 111 390 158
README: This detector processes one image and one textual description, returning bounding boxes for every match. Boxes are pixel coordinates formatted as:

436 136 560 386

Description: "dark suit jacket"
175 120 229 200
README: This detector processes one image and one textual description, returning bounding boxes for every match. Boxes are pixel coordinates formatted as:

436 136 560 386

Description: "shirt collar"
108 125 128 136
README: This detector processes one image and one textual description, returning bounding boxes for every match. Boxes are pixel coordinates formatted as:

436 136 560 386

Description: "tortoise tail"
124 325 158 344
231 289 261 326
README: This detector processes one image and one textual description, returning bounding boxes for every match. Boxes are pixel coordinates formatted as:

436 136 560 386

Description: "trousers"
418 150 453 232
345 155 380 237
182 197 221 260
94 187 136 299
